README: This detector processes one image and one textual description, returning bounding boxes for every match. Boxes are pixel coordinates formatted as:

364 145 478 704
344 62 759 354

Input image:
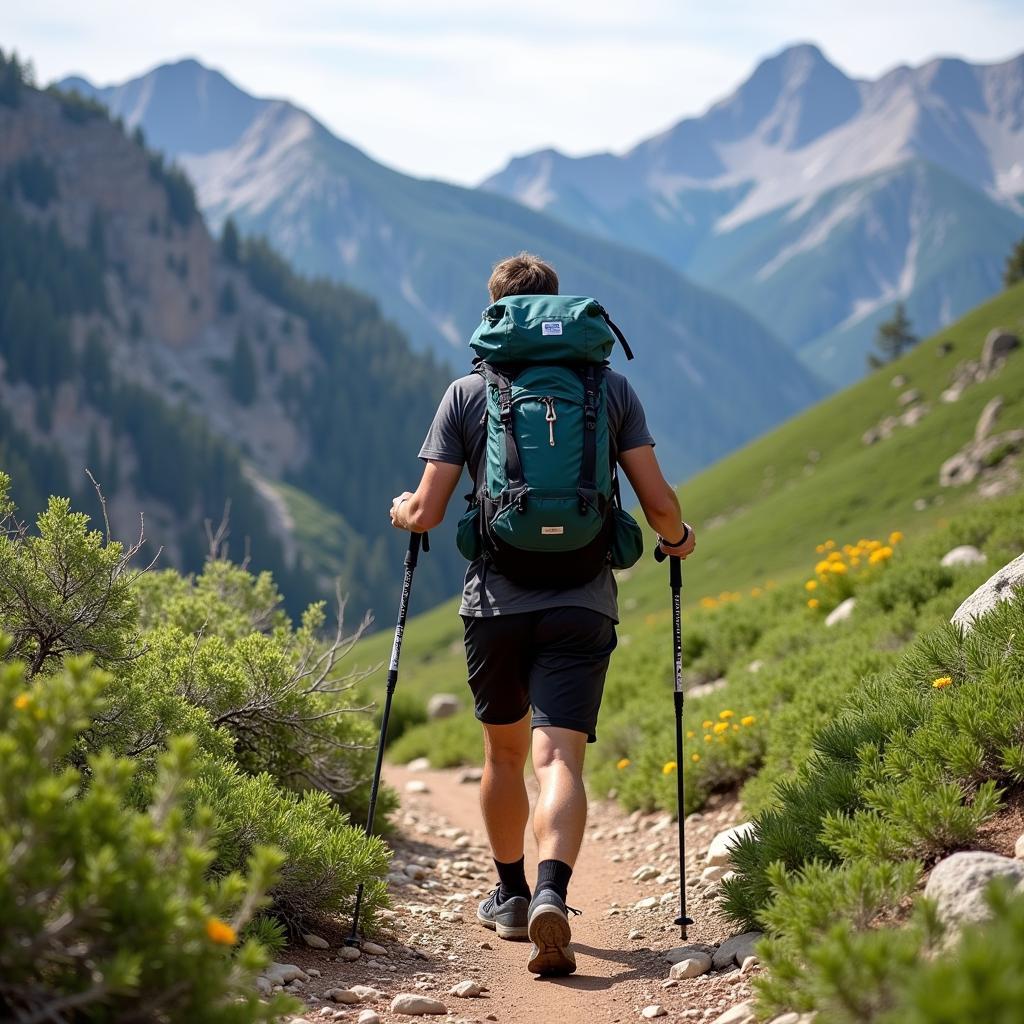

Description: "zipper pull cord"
544 398 557 447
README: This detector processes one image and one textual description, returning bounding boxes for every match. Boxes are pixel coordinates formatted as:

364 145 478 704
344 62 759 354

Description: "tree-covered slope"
0 51 461 619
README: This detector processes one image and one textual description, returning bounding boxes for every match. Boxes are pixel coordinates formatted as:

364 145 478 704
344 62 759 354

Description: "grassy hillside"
356 281 1024 758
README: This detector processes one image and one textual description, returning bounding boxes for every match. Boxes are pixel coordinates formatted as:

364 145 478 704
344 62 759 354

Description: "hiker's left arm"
390 460 462 532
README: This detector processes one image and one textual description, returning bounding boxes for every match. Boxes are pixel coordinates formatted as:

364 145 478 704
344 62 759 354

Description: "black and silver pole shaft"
657 545 694 940
346 531 427 946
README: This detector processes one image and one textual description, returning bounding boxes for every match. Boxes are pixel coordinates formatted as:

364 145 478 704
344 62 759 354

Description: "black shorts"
462 607 617 743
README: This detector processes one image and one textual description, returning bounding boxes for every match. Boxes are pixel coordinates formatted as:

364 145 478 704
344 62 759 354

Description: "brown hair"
488 252 559 302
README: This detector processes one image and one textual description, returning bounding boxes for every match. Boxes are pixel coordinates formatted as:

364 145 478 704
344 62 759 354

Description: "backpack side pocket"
609 506 643 570
456 503 483 561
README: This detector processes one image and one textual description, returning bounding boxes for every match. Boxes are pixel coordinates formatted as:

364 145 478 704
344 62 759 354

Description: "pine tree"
230 331 258 406
872 303 917 365
1005 237 1024 289
221 217 240 265
219 281 238 316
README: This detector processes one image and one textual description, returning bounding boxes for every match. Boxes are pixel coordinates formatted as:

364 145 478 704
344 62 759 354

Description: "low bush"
0 651 296 1023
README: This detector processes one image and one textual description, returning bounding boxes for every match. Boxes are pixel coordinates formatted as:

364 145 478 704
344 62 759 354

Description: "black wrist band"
661 524 690 548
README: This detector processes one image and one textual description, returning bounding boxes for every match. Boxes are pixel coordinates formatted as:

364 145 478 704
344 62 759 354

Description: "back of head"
488 252 559 302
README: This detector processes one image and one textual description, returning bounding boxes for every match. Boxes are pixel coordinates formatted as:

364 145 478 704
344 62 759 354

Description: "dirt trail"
291 766 755 1024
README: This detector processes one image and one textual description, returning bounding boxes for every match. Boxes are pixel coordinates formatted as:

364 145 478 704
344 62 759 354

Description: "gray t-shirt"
418 368 655 621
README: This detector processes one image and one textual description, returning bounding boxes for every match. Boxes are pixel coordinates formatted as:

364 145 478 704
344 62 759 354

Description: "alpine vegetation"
0 472 390 1022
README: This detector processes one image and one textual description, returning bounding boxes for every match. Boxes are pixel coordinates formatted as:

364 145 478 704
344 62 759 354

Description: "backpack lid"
469 294 633 365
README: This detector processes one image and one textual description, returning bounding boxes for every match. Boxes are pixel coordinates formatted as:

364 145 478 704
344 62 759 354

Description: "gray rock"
1016 834 1024 860
951 552 1024 632
633 865 660 882
924 851 1024 927
263 963 310 986
975 396 1004 443
891 374 908 388
350 985 383 1001
981 329 1020 372
255 976 272 996
747 659 764 674
901 403 929 428
448 980 483 997
406 756 431 772
358 1012 381 1024
303 932 330 949
634 896 659 910
701 864 730 885
426 693 460 720
362 941 389 957
941 545 987 568
688 677 728 699
405 780 430 795
712 931 763 970
390 993 447 1015
325 989 360 1004
663 943 716 965
706 822 754 867
669 951 713 979
456 767 483 784
337 945 361 962
641 1007 667 1019
825 597 856 627
710 1002 757 1024
941 383 966 404
898 388 921 407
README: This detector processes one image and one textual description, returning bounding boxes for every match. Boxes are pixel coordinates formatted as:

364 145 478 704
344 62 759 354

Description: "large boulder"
706 821 755 867
940 545 986 568
426 693 461 720
712 931 763 970
924 851 1024 927
974 396 1004 443
951 552 1024 632
981 329 1020 373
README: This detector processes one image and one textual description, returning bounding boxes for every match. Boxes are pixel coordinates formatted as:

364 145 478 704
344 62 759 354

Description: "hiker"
388 252 696 976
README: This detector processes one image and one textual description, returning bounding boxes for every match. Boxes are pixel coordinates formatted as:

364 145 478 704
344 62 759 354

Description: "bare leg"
480 716 531 863
531 725 588 866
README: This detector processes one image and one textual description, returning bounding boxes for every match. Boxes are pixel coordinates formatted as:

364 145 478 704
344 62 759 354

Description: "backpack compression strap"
577 365 601 515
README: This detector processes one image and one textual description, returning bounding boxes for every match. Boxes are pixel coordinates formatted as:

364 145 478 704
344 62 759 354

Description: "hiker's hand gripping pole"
346 530 428 947
656 546 694 939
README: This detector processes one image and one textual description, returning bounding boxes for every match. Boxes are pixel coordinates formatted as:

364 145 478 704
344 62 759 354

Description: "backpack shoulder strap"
598 309 634 361
575 364 604 514
478 361 525 496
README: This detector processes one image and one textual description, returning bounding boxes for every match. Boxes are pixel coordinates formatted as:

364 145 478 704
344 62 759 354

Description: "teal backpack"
457 294 643 587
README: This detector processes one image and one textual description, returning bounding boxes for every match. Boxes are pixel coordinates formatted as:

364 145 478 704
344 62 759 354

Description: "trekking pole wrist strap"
659 524 690 548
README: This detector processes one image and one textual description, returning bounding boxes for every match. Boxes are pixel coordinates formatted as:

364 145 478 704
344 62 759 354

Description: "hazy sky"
4 0 1023 184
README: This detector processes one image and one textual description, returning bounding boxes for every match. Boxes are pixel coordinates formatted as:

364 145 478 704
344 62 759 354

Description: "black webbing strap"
600 309 634 360
480 362 525 496
578 365 599 514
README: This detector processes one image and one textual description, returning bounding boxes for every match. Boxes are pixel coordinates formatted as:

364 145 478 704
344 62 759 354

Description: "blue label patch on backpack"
541 321 563 336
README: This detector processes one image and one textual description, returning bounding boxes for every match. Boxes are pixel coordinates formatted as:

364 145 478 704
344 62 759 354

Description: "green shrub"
0 651 296 1023
389 710 483 768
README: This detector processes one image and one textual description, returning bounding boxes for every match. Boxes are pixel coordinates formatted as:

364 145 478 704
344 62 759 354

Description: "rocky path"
276 765 767 1024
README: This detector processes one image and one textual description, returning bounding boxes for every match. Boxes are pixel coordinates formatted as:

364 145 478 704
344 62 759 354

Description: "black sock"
535 859 573 903
494 856 530 901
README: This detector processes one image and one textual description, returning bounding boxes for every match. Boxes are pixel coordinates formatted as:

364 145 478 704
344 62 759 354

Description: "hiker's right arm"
619 446 696 558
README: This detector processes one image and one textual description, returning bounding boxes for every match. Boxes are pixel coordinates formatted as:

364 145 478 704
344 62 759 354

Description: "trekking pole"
345 530 429 947
655 544 695 940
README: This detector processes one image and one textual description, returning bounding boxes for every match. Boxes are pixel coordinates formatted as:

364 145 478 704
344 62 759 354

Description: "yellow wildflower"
686 730 695 739
732 724 740 732
14 692 32 711
932 676 953 689
890 531 904 545
704 734 713 743
805 580 818 591
750 587 763 598
815 543 825 554
824 539 835 550
617 757 631 770
205 917 238 945
690 753 700 763
702 720 713 729
719 709 735 720
828 551 844 563
850 557 861 567
663 761 677 775
807 598 820 609
830 562 848 575
741 715 756 726
713 722 730 735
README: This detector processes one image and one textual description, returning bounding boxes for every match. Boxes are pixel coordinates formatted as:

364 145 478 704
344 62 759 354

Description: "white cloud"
3 0 1022 183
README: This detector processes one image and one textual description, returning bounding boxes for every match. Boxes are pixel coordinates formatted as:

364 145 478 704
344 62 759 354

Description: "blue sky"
4 0 1023 183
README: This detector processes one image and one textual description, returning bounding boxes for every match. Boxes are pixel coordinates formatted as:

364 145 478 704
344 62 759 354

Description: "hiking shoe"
477 888 529 940
526 890 578 976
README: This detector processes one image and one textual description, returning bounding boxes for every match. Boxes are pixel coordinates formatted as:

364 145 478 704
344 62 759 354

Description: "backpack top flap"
469 294 632 365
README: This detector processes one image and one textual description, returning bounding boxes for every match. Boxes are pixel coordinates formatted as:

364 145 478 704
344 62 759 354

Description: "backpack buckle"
517 492 527 513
